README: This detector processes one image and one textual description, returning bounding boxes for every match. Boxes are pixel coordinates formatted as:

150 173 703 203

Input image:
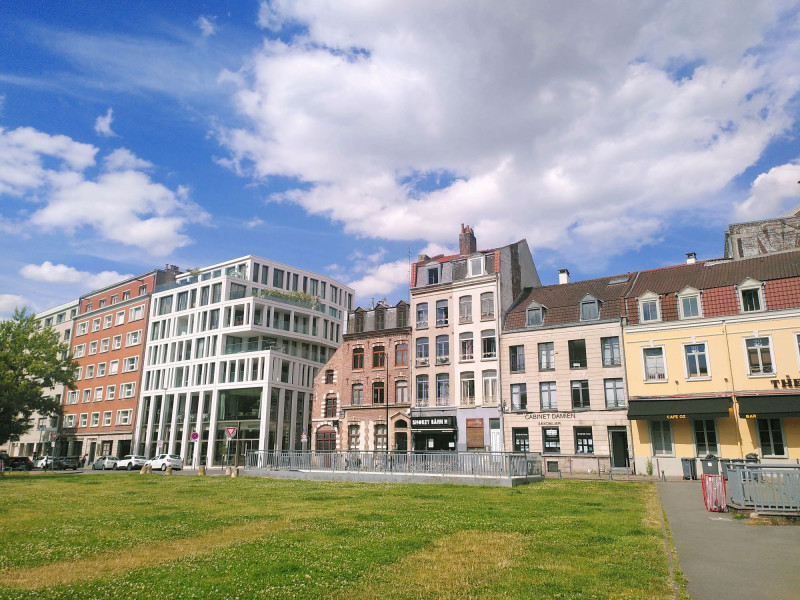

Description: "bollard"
147 464 153 474
225 466 232 476
139 465 147 474
166 466 172 475
198 465 206 476
231 466 240 478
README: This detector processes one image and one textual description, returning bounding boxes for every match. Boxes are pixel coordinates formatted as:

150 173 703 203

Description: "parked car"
91 456 118 470
34 456 53 469
53 456 79 470
2 456 34 471
146 454 183 471
115 455 147 471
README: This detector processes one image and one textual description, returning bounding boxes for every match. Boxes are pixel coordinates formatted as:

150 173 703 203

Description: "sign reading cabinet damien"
523 412 577 425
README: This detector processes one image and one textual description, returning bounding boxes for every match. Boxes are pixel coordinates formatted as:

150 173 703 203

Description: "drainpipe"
621 271 640 473
722 320 744 459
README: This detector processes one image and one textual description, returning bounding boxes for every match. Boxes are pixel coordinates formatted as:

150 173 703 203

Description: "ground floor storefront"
629 393 800 477
312 405 412 452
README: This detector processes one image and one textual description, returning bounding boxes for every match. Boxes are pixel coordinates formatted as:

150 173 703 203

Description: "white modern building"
133 256 353 467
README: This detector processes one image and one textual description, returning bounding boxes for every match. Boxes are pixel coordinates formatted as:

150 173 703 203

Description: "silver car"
91 456 118 470
115 455 147 471
146 454 183 471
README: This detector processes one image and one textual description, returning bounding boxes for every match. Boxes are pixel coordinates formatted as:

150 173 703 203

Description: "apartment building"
410 225 540 451
501 271 632 474
311 301 412 452
63 269 178 462
7 300 79 458
624 250 800 476
134 256 353 467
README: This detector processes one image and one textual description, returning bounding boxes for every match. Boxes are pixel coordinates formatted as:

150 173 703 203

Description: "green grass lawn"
0 474 683 599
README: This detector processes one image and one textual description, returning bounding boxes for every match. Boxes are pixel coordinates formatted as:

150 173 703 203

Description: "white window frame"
92 318 101 332
116 409 132 426
86 365 95 379
79 413 88 427
77 322 88 336
82 389 91 403
743 335 775 377
73 344 86 358
683 341 711 380
109 360 119 375
129 305 145 321
677 286 703 320
115 310 125 325
737 278 764 314
122 356 139 373
90 412 100 427
102 411 112 426
638 291 661 323
459 295 472 323
97 362 106 377
103 314 112 329
642 345 667 382
468 257 483 277
89 341 98 355
120 382 136 398
67 391 79 404
106 385 115 400
100 338 109 353
112 335 122 350
64 414 76 427
94 387 103 402
126 330 142 346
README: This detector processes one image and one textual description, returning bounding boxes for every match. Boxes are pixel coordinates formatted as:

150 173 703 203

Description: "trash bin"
701 454 719 475
680 457 697 480
720 458 744 480
745 452 759 464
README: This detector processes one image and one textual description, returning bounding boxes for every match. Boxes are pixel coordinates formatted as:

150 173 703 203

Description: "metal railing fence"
246 450 542 478
727 465 800 512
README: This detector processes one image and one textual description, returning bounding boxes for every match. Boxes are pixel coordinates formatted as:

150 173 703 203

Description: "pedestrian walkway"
658 481 800 600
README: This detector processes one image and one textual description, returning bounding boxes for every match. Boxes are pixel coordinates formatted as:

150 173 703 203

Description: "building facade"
311 302 412 452
624 250 800 476
724 204 800 260
63 269 178 462
410 226 540 451
134 256 353 467
7 300 79 458
501 272 632 474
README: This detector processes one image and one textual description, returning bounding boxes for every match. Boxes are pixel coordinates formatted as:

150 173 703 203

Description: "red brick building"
311 301 412 452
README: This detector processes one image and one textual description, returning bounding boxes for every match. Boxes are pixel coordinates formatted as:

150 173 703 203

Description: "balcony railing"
436 395 449 406
416 399 429 407
461 396 475 406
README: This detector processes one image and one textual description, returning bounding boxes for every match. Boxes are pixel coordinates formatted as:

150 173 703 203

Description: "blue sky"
2 1 799 318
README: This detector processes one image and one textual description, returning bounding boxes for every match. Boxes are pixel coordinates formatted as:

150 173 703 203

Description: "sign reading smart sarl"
411 416 457 429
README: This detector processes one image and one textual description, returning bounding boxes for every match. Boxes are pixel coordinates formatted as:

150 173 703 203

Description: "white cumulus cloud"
19 261 132 289
347 258 411 301
0 294 29 318
196 15 217 37
94 107 117 137
733 162 800 222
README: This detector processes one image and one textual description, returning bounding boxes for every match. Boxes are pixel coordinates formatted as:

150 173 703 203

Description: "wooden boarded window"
466 418 484 451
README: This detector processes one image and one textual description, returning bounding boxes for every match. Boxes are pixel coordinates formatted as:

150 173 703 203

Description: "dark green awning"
737 395 800 418
628 396 732 420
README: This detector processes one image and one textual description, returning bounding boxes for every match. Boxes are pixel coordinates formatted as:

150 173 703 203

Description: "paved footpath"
659 481 800 600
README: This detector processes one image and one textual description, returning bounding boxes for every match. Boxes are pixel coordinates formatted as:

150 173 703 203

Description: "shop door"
609 428 629 469
395 432 408 451
88 442 97 463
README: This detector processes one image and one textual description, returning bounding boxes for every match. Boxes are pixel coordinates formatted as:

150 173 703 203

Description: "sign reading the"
225 427 238 439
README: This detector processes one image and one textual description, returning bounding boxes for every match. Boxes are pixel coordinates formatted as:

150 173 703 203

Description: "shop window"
650 420 673 456
575 427 594 454
512 428 530 452
693 419 718 456
758 418 785 457
542 427 560 453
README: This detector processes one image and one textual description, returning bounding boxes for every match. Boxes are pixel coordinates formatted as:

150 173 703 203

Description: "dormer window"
468 257 483 277
526 302 546 327
375 308 385 330
427 267 440 285
638 292 661 322
579 295 600 321
738 278 764 313
677 286 702 320
353 311 365 333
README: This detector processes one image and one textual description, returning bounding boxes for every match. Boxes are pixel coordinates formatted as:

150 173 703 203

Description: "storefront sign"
524 412 576 420
666 414 686 419
771 376 800 389
412 416 456 429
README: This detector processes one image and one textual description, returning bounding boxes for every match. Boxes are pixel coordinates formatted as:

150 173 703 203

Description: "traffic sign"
225 427 237 439
49 432 59 441
190 431 199 441
300 433 308 442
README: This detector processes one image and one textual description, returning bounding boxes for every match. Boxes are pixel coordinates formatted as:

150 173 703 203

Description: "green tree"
0 308 77 446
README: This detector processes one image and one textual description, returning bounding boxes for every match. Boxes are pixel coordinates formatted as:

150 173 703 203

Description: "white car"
34 456 53 469
146 454 183 471
115 455 147 471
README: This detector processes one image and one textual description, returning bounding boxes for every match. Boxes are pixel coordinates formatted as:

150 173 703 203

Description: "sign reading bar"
411 416 456 429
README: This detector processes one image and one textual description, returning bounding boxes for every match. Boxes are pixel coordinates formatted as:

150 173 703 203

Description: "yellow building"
623 251 800 476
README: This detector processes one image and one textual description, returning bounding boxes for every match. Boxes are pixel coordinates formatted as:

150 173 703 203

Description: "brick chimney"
459 224 477 256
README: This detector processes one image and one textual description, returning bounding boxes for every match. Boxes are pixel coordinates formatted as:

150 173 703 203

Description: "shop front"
411 415 457 451
736 393 800 461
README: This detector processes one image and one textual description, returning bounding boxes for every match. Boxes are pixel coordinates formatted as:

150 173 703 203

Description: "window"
460 372 475 405
83 389 91 403
126 330 142 346
97 363 106 377
575 427 594 454
74 344 86 358
526 306 544 326
435 373 449 406
102 411 112 426
352 348 364 369
79 414 87 427
435 300 448 326
91 412 100 427
679 290 702 319
375 308 385 330
324 396 337 418
643 347 667 381
348 425 360 450
481 330 496 359
373 345 386 368
395 343 408 366
99 299 107 308
103 314 112 329
511 383 527 411
639 293 661 322
543 427 560 453
65 414 76 427
75 366 83 380
745 337 774 375
116 410 132 426
109 360 119 375
273 268 284 289
416 375 429 406
352 383 365 407
86 365 95 379
459 296 472 323
122 357 139 372
684 343 709 378
316 430 336 451
650 420 673 455
77 322 88 336
120 382 136 398
415 337 429 365
482 370 498 403
67 391 79 404
100 338 109 353
604 379 625 408
427 268 439 285
373 381 385 404
106 385 115 400
435 335 449 363
416 303 428 328
92 318 100 332
397 305 408 328
512 428 530 452
395 380 408 404
568 339 587 368
460 332 474 360
739 280 764 313
510 345 525 372
480 292 494 319
112 335 122 350
601 337 621 367
89 341 98 355
115 310 125 325
540 382 558 410
138 284 147 296
571 380 590 409
122 291 130 301
468 257 483 277
579 297 599 321
758 418 785 456
693 419 718 456
375 424 387 451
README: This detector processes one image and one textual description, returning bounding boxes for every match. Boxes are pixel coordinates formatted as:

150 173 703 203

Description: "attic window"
354 313 364 333
427 267 439 285
526 307 545 327
580 298 600 321
468 257 483 277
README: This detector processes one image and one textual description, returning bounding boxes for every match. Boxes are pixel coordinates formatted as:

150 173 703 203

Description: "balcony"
461 396 475 406
435 396 450 407
415 399 429 407
224 340 277 355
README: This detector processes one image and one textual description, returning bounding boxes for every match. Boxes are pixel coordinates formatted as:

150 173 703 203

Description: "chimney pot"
558 269 570 285
459 224 477 256
686 252 697 264
417 254 430 262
